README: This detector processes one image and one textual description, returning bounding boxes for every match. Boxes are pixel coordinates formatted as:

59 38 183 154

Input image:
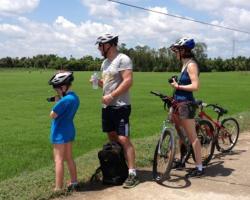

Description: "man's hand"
102 94 114 106
89 77 103 88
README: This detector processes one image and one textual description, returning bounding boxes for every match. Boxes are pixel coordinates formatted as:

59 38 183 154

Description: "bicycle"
151 91 215 183
196 101 240 153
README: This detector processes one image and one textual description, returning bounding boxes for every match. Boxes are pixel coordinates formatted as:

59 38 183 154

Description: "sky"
0 0 250 59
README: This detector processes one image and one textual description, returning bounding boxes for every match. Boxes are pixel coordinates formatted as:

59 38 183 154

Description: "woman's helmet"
48 71 74 88
95 33 119 46
170 37 195 50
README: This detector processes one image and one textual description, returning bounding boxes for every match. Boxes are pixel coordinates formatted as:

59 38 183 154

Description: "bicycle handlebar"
150 91 166 98
151 92 228 116
150 91 173 110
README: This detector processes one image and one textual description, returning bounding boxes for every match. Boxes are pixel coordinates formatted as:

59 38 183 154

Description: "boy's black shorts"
102 105 131 136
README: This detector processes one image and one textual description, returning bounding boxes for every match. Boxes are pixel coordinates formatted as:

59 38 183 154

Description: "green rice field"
0 70 250 182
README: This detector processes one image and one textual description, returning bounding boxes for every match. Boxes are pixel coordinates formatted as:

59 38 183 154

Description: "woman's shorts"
175 102 197 119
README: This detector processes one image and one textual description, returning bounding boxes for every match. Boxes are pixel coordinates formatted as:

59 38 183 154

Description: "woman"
169 37 204 177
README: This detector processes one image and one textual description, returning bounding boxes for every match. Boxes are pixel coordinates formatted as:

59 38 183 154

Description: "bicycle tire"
216 117 240 152
193 119 215 166
152 129 175 183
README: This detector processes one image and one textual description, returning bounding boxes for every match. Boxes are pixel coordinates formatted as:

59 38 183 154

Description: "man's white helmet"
95 34 119 45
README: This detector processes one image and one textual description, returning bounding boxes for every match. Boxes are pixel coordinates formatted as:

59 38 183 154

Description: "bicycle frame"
197 100 229 132
198 110 221 132
196 101 240 152
151 91 204 155
151 92 206 152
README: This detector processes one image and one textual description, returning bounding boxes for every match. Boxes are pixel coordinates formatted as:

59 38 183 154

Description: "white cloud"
0 16 115 58
113 5 250 58
182 0 222 11
81 0 120 18
0 0 40 16
222 7 250 31
0 23 26 36
177 0 250 11
228 0 250 8
0 3 249 59
177 0 250 29
54 16 76 29
111 6 205 48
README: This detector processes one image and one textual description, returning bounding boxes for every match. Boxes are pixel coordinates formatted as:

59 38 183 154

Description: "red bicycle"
151 91 215 182
196 101 240 153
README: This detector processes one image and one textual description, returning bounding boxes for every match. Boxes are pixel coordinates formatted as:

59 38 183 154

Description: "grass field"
0 70 250 190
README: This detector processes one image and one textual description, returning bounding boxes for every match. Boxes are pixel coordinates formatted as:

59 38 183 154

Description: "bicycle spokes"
196 120 215 165
216 118 239 152
156 135 171 170
153 130 175 182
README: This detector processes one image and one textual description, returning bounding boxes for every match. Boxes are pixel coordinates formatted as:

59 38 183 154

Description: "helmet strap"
62 91 66 96
57 85 69 97
177 47 182 60
103 43 113 58
63 85 70 96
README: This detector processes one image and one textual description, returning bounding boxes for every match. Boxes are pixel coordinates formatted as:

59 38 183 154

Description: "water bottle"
91 72 99 89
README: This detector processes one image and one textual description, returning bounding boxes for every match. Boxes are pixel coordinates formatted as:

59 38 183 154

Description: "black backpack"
91 142 128 185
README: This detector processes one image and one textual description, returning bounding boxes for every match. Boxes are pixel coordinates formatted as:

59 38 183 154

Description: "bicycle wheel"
216 117 240 152
195 119 215 166
152 129 175 183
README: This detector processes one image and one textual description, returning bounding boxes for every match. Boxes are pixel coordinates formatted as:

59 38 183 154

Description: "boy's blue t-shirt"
50 91 80 144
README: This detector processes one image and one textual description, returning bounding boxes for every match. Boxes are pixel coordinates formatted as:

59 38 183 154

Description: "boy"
48 71 80 191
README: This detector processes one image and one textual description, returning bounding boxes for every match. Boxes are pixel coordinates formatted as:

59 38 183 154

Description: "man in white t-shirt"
93 33 139 188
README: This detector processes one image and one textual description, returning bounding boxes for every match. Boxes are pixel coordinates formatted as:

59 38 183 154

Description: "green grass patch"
0 70 250 199
0 134 159 200
0 110 249 200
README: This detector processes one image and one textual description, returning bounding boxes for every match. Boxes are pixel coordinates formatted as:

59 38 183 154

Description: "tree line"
0 43 249 72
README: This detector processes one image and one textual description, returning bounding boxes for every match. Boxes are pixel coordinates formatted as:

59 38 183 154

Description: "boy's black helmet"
48 71 74 87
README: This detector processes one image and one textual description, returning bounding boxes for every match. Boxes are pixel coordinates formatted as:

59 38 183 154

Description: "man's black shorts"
102 105 131 136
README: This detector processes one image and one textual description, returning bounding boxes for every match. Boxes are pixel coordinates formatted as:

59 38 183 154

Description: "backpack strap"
90 166 102 182
103 142 122 153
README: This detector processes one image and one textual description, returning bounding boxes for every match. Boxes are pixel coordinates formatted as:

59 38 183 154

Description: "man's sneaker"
185 168 205 178
123 174 139 189
67 182 79 192
172 159 186 170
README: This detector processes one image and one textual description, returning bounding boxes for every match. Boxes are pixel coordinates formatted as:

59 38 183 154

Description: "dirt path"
59 132 250 200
